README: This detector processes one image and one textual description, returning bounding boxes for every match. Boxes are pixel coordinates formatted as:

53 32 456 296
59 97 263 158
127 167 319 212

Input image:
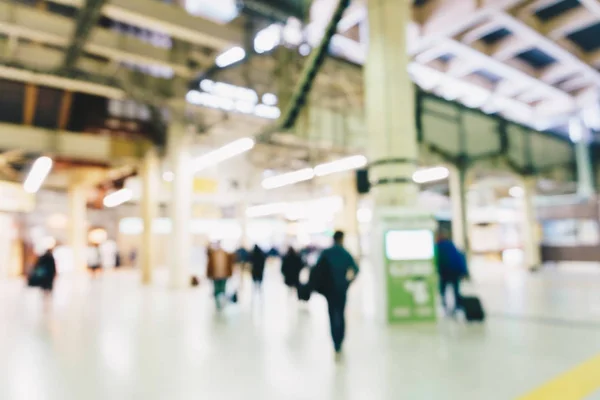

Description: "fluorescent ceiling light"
199 79 215 92
509 186 525 198
162 171 174 182
314 155 367 177
194 138 255 172
262 93 278 106
216 46 246 68
254 104 281 119
24 156 53 193
569 117 584 142
184 0 238 23
413 167 449 184
103 188 133 208
246 196 343 219
357 208 372 223
262 168 315 190
246 202 288 218
299 44 311 56
254 24 282 54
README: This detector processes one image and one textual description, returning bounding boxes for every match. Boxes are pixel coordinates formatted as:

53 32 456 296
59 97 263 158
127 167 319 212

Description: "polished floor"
1 262 600 400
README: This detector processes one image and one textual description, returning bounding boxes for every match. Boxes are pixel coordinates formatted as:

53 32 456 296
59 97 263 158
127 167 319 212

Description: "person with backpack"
435 229 468 315
29 247 57 297
250 244 267 291
206 242 236 310
314 231 359 360
281 246 304 291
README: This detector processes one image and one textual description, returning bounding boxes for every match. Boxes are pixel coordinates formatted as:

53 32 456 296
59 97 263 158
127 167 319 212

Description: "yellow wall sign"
0 181 35 213
193 178 218 194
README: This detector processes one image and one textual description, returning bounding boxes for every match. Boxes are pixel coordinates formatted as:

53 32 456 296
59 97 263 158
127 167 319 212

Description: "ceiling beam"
0 122 149 162
0 2 191 76
23 84 39 126
579 0 600 15
47 0 242 49
497 11 600 88
58 90 74 130
543 6 599 39
63 0 108 71
0 64 125 99
441 38 573 105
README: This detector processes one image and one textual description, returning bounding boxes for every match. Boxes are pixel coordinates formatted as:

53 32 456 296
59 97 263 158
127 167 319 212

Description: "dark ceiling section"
239 0 309 23
34 87 62 129
46 1 78 18
436 53 455 64
473 69 503 84
68 93 108 132
516 48 557 69
535 0 581 21
0 79 24 124
480 28 512 45
567 22 600 52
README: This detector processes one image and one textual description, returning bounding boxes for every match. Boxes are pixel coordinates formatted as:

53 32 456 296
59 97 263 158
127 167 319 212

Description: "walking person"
314 231 358 361
28 246 57 302
435 229 468 315
250 245 267 291
206 242 236 310
281 246 303 292
88 244 102 277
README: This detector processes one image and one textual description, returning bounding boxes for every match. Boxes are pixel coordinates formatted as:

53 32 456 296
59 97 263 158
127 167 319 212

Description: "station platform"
0 262 599 400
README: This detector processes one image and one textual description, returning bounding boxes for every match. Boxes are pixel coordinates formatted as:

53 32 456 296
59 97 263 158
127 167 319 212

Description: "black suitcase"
297 283 312 301
462 296 485 322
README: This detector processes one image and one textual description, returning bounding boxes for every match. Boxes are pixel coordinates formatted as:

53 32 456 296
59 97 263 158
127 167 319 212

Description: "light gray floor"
1 263 600 400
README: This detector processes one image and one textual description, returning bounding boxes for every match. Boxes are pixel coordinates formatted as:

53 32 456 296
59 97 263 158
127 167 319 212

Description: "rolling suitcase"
462 296 485 322
297 283 312 301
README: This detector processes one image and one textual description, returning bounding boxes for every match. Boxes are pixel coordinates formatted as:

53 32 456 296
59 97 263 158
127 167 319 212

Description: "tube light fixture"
246 196 343 219
262 168 315 190
103 188 133 208
162 171 174 182
246 202 288 218
314 155 367 177
216 46 246 68
412 167 450 184
194 138 255 172
509 186 524 198
23 156 53 193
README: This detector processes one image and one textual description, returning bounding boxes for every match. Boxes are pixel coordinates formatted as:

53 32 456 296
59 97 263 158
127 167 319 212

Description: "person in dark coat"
315 231 358 360
435 230 467 315
36 248 57 294
250 245 267 289
281 247 304 289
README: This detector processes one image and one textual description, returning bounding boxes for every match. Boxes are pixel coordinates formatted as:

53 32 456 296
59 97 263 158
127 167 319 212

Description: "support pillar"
365 0 418 207
366 0 421 322
333 174 360 258
168 123 193 289
141 147 159 285
68 182 88 272
521 176 541 270
570 117 595 199
449 164 470 256
238 197 249 249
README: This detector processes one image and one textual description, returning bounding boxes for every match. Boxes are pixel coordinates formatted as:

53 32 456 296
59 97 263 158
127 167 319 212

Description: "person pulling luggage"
435 229 468 315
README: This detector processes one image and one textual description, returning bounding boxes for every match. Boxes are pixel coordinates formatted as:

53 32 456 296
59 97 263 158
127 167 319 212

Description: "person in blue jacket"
315 231 359 360
435 229 468 315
